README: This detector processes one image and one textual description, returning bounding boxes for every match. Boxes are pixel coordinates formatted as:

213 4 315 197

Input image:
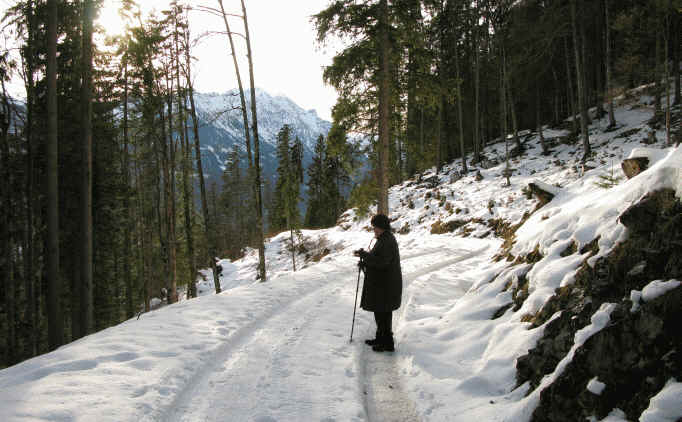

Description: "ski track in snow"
161 245 469 422
161 263 350 422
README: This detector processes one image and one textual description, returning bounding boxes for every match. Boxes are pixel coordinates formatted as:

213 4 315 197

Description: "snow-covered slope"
0 89 680 422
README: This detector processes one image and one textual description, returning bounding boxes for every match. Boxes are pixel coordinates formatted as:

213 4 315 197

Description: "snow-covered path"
159 242 489 422
164 262 361 422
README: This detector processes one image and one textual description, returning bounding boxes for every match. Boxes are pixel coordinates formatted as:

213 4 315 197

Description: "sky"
1 0 339 121
1 92 680 421
97 0 339 121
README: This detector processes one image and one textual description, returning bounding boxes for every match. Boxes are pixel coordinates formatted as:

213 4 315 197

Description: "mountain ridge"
192 88 332 184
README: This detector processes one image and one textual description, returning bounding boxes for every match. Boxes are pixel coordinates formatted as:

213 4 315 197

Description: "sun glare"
96 0 127 37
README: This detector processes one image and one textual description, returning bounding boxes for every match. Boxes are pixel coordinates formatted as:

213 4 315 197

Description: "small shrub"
348 179 378 217
430 219 466 234
398 223 410 234
594 163 623 189
487 199 495 214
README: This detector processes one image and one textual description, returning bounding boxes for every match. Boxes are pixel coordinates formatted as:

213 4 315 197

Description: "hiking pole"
350 239 374 343
350 259 362 343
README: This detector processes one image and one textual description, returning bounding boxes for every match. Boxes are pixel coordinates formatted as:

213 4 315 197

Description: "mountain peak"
191 88 332 183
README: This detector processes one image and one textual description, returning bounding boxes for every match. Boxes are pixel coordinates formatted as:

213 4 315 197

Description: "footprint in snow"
254 415 277 422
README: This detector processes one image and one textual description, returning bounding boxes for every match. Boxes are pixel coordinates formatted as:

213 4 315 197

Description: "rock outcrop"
621 157 649 179
514 189 682 421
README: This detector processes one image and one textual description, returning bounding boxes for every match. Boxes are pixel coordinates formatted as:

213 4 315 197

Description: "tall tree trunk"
564 37 578 135
500 42 510 186
378 0 390 215
552 68 561 126
571 0 591 162
80 0 94 337
174 14 195 300
536 86 547 154
654 30 662 115
604 0 616 128
241 0 267 281
156 105 170 303
454 41 467 173
436 92 443 174
473 0 481 164
289 227 296 272
22 15 38 355
166 89 177 304
406 40 418 176
580 9 592 126
134 160 150 313
1 81 14 364
664 0 671 146
217 0 252 167
419 103 424 158
24 122 37 357
122 59 133 318
46 0 63 350
185 33 219 295
673 1 680 106
504 54 520 152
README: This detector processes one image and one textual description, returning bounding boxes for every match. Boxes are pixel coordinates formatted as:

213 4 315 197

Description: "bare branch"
190 5 243 19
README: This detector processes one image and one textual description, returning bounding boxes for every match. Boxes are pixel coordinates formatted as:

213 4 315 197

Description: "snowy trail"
162 263 358 422
162 244 473 422
360 246 490 422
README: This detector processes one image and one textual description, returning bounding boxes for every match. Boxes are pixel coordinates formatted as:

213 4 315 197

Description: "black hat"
371 214 391 231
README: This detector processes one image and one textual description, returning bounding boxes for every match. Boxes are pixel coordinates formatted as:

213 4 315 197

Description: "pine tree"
46 0 63 351
305 135 325 228
271 125 293 232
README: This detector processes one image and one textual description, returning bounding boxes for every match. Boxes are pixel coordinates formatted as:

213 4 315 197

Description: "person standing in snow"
354 214 403 352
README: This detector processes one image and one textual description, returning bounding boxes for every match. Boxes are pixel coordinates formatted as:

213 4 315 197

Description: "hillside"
0 87 679 421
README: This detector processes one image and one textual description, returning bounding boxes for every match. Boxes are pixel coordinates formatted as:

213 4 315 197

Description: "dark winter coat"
359 230 403 312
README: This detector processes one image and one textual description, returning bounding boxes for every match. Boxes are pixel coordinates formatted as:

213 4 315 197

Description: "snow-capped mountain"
193 88 332 184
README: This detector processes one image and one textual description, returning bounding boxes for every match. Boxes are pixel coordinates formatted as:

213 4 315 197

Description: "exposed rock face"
528 182 557 208
532 288 681 421
621 157 649 179
513 189 682 421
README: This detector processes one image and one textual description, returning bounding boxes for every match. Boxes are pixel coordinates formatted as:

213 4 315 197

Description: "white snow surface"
639 380 682 422
587 377 607 396
641 279 681 303
1 92 681 421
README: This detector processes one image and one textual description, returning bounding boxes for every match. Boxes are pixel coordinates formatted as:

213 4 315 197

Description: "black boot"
371 332 395 352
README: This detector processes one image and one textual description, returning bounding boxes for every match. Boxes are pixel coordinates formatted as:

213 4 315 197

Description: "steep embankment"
340 91 681 421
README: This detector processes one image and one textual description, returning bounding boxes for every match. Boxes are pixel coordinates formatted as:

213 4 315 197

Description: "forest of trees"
1 0 680 370
315 0 680 215
0 0 324 369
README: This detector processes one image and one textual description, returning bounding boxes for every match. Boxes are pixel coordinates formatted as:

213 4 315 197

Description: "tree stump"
621 157 649 179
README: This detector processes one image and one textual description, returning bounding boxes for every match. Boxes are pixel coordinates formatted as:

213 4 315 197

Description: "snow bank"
587 377 606 395
642 279 681 302
639 380 682 422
